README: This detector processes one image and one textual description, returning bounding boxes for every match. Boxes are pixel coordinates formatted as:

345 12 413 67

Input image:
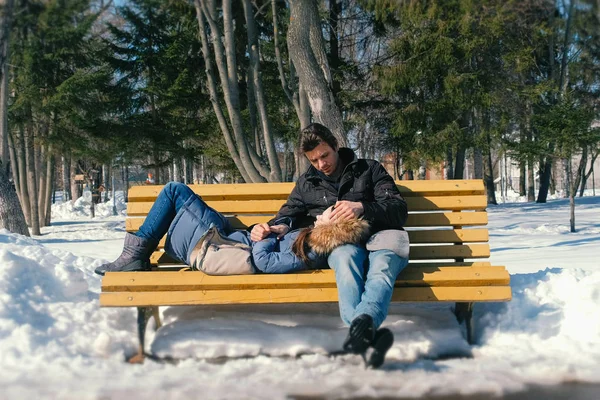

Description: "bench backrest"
125 179 490 267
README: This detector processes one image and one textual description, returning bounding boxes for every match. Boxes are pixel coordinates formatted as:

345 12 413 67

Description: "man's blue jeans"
328 244 408 328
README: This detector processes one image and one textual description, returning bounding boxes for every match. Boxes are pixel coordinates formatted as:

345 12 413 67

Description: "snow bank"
476 268 600 385
51 190 127 220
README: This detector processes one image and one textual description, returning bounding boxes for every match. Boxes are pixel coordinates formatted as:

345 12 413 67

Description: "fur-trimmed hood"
307 218 371 255
292 210 371 263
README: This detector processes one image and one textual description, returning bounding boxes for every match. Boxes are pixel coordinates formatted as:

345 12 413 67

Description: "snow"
0 190 599 399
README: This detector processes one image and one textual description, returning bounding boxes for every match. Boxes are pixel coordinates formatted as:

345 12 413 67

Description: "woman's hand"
250 223 290 241
250 223 270 241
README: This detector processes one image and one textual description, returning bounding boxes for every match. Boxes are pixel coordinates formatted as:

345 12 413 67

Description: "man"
251 123 409 367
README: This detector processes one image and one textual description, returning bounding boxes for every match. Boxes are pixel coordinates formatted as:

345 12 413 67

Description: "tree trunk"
103 163 110 202
294 86 311 178
242 0 282 182
0 167 29 236
287 0 346 147
519 160 526 196
37 144 47 227
199 0 266 183
453 145 466 180
7 128 19 195
518 114 526 196
394 146 402 180
123 165 129 203
25 124 40 235
153 149 160 185
567 159 576 232
246 69 261 158
193 1 254 183
418 160 426 180
580 150 599 196
271 0 302 119
573 147 587 198
16 127 31 224
70 158 81 203
328 0 342 97
44 153 54 226
562 158 570 198
527 158 535 202
524 100 535 201
0 52 8 176
173 157 182 183
445 147 454 180
473 148 483 179
0 0 15 175
183 154 191 185
62 155 70 202
484 130 497 205
558 0 576 96
550 164 557 196
537 155 553 203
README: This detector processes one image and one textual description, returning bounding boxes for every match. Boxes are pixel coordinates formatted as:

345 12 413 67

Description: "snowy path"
0 195 598 399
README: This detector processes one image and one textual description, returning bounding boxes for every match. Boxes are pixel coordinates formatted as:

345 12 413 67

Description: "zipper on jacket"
337 160 357 199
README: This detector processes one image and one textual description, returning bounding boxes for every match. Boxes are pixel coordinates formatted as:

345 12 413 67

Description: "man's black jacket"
270 148 408 232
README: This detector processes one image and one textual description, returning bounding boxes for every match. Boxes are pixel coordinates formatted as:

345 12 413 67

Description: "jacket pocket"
190 226 256 275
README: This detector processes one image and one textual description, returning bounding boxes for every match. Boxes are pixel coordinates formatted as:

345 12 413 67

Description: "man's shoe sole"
367 328 394 368
343 314 375 354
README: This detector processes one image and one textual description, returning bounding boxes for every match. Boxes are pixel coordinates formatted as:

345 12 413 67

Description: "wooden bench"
100 179 511 363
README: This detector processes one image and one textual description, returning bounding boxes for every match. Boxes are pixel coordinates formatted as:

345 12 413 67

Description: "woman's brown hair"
291 227 313 263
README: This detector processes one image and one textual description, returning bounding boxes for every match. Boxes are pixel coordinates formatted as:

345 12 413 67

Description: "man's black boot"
367 328 394 369
94 233 158 276
343 314 375 354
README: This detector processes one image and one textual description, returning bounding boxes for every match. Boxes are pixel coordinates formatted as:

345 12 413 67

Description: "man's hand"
250 223 270 241
250 223 290 241
330 200 364 222
269 224 290 239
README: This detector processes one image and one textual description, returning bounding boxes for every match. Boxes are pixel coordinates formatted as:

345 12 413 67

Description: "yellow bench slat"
147 243 489 265
409 243 490 259
150 228 489 249
397 179 485 197
126 195 488 216
99 285 511 307
102 266 509 292
127 180 486 202
147 260 493 270
126 211 489 232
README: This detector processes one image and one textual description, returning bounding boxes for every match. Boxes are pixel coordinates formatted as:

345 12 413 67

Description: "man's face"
305 142 339 176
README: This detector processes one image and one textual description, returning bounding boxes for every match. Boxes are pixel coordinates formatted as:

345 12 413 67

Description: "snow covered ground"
0 190 599 399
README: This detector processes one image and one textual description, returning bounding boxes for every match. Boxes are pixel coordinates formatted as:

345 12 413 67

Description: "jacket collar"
305 147 357 180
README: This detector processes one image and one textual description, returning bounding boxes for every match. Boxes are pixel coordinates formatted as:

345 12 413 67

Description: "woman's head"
315 206 334 226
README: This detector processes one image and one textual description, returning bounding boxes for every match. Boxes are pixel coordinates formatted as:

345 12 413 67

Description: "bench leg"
127 306 160 364
454 302 475 345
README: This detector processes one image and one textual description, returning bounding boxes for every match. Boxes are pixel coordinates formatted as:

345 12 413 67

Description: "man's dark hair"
300 123 338 152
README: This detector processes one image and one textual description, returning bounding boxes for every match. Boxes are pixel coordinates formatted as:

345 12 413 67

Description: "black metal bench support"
127 306 162 364
454 302 475 345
